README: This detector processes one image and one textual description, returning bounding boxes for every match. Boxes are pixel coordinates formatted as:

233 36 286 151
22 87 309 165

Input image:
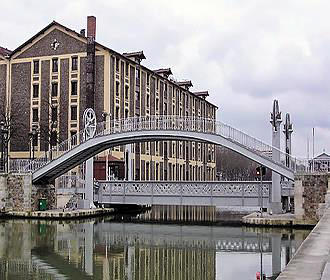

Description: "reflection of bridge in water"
0 221 308 280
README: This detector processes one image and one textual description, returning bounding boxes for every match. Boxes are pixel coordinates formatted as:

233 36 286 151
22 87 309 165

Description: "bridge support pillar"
84 158 94 208
270 100 282 214
125 144 133 181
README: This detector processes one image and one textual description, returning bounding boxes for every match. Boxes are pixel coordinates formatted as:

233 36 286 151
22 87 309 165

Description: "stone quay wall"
294 173 330 222
0 173 56 212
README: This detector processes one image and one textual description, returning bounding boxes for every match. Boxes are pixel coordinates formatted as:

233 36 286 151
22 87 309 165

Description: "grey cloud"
1 0 329 157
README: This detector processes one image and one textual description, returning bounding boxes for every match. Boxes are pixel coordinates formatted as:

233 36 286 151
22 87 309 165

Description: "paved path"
242 212 316 227
277 207 330 280
5 208 114 219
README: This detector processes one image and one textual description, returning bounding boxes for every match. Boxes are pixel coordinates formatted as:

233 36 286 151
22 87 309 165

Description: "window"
50 131 57 147
156 79 159 90
125 85 129 99
125 62 129 76
146 94 150 107
71 80 77 95
147 73 150 86
32 133 38 147
164 142 168 157
32 84 39 98
125 108 129 118
155 141 159 153
164 103 167 115
115 57 120 72
51 83 58 97
71 106 77 121
52 58 58 73
51 107 57 123
135 91 140 104
146 162 150 180
33 60 39 75
71 56 78 71
164 83 167 99
135 68 140 84
156 98 159 111
156 163 159 180
71 131 77 146
115 106 119 119
32 108 38 122
116 81 120 96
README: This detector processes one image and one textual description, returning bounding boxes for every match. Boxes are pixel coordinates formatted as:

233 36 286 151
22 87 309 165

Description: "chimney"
80 29 86 36
87 16 96 39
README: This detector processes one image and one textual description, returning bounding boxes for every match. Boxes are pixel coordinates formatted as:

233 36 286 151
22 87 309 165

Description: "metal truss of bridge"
19 115 308 184
96 180 293 208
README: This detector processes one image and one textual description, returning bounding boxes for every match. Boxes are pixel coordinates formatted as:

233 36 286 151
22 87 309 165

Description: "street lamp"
28 125 39 160
0 121 9 173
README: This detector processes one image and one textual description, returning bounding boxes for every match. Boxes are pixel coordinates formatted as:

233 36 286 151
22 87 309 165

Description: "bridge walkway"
19 116 305 184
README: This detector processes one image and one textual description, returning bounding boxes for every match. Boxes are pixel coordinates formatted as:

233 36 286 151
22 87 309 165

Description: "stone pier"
0 173 56 212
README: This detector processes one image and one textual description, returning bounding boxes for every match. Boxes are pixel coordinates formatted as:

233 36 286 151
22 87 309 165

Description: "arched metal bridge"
22 116 305 184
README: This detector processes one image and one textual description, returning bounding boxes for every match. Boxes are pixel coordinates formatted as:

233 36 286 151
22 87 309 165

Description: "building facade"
0 16 218 181
309 153 330 172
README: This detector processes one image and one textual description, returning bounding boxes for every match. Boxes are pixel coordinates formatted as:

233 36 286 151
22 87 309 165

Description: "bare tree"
216 146 271 181
39 99 64 159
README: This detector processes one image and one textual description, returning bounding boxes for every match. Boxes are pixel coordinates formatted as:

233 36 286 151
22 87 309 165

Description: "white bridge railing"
15 115 308 174
96 180 293 207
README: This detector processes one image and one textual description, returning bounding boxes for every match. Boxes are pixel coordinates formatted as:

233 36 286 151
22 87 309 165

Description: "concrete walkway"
277 207 330 280
4 208 114 219
242 212 316 227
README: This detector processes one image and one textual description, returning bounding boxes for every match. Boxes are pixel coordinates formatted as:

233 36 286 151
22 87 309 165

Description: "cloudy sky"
2 0 329 158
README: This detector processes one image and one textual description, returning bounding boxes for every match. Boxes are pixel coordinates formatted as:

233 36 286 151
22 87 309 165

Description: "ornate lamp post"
0 121 9 173
28 125 39 160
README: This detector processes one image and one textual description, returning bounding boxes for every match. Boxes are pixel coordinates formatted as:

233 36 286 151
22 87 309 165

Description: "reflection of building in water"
102 245 215 280
0 220 311 280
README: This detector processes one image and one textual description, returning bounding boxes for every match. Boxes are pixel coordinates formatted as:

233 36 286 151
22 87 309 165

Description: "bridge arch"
31 116 295 184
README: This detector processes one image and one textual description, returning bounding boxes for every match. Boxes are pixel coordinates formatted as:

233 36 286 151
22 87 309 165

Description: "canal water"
0 218 310 280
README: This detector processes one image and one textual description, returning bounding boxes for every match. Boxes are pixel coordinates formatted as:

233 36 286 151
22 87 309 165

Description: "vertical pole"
260 170 263 217
312 127 315 172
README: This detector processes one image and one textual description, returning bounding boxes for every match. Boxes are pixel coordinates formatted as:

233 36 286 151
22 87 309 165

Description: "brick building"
0 16 218 181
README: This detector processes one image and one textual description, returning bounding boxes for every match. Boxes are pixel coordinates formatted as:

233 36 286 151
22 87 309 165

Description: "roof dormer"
154 68 173 78
0 46 12 58
193 91 209 99
123 51 146 64
176 80 193 90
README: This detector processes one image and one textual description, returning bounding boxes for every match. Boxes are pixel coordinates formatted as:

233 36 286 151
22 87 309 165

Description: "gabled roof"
314 153 330 160
0 46 11 57
10 21 90 58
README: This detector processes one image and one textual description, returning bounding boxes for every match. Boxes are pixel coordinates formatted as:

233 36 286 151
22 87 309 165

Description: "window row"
31 106 77 123
33 56 78 75
31 81 78 98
